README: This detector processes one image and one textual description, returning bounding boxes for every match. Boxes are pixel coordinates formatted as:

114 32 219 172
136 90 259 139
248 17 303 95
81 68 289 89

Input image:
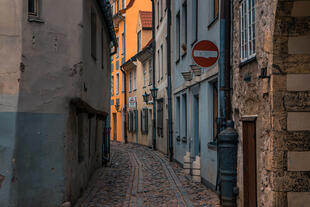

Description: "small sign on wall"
129 96 137 108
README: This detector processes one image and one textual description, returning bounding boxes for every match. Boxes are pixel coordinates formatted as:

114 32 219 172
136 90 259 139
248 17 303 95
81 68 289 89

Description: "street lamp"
142 91 150 104
150 87 158 99
115 102 121 112
150 86 158 150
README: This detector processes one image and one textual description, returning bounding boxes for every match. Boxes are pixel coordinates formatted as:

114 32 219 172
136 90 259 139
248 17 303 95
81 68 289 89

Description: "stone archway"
271 1 310 206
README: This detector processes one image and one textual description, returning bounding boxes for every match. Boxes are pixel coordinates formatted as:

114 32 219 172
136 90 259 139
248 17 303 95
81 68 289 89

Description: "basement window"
240 0 256 62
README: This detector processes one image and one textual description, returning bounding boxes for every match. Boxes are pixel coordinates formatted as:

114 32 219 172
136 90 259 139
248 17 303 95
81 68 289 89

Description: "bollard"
192 155 201 182
183 152 191 175
218 120 238 207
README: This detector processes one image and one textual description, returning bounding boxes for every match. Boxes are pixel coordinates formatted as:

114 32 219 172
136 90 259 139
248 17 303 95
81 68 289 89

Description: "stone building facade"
0 0 116 206
232 0 310 206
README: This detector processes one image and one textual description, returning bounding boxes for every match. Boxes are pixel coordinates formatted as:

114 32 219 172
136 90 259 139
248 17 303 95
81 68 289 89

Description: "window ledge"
28 16 45 24
208 15 219 30
239 56 256 68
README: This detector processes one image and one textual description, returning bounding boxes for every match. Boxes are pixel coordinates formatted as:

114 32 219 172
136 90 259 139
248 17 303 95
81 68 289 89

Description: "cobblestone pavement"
75 142 220 207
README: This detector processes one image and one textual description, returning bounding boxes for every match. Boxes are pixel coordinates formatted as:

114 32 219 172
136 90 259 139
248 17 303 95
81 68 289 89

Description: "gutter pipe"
166 0 173 161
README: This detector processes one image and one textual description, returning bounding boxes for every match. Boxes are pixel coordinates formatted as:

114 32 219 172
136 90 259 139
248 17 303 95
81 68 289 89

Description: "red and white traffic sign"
192 40 219 68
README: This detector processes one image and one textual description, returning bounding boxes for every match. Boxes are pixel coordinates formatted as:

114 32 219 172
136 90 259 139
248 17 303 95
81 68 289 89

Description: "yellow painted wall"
125 0 152 60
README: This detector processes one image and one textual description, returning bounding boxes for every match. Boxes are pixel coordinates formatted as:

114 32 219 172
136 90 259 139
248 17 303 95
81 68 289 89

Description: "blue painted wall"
0 112 65 207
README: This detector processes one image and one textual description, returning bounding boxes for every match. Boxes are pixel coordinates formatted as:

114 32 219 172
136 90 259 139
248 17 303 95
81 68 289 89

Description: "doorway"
242 120 257 207
193 95 200 157
113 113 117 141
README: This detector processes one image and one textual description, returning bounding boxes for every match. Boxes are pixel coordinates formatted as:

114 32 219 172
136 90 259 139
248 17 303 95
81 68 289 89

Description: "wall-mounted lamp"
115 102 121 112
142 91 150 104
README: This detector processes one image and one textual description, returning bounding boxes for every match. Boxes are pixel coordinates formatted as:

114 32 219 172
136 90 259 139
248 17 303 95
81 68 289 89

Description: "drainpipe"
166 0 173 162
218 0 238 206
121 68 128 144
151 0 157 150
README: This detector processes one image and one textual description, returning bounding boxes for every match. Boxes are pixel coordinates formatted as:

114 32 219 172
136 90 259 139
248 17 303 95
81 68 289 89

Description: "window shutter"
140 110 143 133
135 110 138 132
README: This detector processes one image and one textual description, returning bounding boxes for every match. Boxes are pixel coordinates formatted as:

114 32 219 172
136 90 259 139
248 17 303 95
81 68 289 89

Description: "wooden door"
243 121 257 207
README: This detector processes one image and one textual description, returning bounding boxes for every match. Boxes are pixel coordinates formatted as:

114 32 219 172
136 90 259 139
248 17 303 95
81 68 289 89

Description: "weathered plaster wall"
0 0 111 206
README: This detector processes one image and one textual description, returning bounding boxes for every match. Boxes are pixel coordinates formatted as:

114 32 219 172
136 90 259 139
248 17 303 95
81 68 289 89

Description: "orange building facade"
110 0 152 142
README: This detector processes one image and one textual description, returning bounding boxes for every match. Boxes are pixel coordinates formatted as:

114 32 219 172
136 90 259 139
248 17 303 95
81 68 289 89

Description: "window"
137 31 142 53
212 0 219 20
28 0 38 16
192 0 198 44
91 9 97 60
130 110 137 132
116 73 119 95
240 0 256 62
182 94 187 139
129 72 132 92
176 97 181 140
122 0 126 9
157 0 160 27
142 63 146 87
133 69 137 90
181 2 187 53
116 60 119 70
121 32 125 55
141 108 148 134
212 81 218 141
159 0 162 21
116 37 119 58
111 75 114 96
157 50 160 82
111 2 115 15
157 99 164 137
111 63 114 72
149 59 153 85
117 0 119 12
176 12 180 61
161 45 164 79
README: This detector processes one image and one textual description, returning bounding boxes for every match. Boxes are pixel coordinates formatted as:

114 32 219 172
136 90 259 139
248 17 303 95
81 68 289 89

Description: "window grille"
240 0 256 62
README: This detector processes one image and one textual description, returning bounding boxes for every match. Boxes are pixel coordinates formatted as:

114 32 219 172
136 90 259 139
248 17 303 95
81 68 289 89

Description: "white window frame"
240 0 256 62
121 0 126 9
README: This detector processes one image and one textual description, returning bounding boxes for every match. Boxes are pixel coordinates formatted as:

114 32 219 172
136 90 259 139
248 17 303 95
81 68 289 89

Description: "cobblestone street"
75 142 220 207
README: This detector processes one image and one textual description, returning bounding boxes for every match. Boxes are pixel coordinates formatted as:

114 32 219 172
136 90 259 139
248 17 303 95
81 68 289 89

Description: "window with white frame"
137 31 142 53
116 73 119 95
116 37 119 58
192 0 198 44
121 32 125 55
122 0 126 9
157 50 160 82
240 0 256 62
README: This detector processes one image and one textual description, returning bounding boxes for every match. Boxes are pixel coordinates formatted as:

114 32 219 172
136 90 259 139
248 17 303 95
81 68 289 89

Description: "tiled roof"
139 11 152 29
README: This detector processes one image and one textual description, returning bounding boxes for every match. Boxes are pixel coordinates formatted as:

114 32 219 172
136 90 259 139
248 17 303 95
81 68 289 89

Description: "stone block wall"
232 0 310 206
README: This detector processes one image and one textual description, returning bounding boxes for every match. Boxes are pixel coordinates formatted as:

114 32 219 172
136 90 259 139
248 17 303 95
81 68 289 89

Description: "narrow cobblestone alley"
74 142 220 207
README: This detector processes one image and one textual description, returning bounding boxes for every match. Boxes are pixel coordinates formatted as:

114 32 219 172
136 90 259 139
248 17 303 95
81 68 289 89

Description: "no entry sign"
192 40 219 68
